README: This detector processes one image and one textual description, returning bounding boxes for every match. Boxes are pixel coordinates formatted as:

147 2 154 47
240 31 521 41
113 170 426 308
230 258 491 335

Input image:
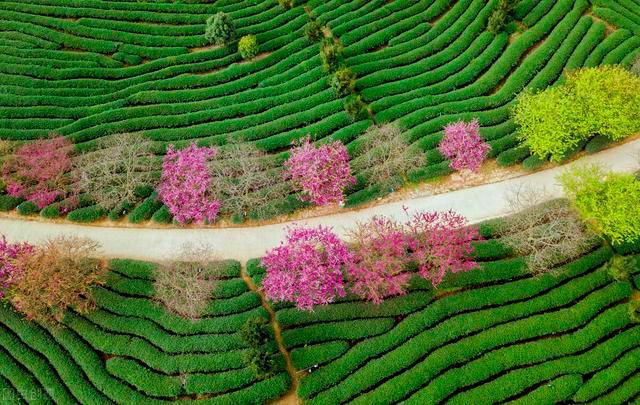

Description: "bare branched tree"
208 142 290 219
499 185 598 275
154 243 224 320
351 123 426 189
74 133 158 210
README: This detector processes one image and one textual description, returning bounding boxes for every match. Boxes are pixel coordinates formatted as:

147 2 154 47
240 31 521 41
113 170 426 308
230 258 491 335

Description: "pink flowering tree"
261 225 352 311
284 137 356 206
0 236 33 299
158 143 220 224
347 216 413 304
439 119 490 173
2 135 76 209
406 210 480 287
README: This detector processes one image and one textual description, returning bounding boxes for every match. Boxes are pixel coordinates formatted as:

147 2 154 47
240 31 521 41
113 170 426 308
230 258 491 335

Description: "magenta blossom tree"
347 216 413 304
261 225 352 311
0 236 33 299
284 137 355 206
406 210 480 287
439 119 490 173
158 143 220 224
2 136 76 209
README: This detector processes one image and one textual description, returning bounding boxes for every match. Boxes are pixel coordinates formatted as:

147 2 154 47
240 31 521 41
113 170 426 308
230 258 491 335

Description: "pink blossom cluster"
158 143 220 224
261 225 352 311
347 216 413 304
2 136 75 209
406 210 480 287
439 119 490 173
261 210 480 309
0 236 33 298
285 138 356 206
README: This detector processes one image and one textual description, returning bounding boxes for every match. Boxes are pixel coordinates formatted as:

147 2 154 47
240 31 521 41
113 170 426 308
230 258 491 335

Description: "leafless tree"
74 133 158 210
208 142 290 219
154 243 224 319
499 185 598 275
351 123 426 189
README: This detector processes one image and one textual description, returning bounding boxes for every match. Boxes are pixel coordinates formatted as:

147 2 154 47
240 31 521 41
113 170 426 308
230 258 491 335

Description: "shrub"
153 244 221 319
158 143 220 224
0 236 33 299
439 119 491 173
238 35 258 60
344 95 367 120
240 316 271 348
406 210 480 287
208 143 289 219
514 66 640 162
347 216 413 304
75 133 157 211
261 225 352 311
330 67 356 97
7 236 106 324
304 20 323 42
284 137 355 206
499 188 597 274
559 164 640 245
277 0 291 9
16 200 39 216
320 38 343 72
243 349 276 380
352 123 427 190
488 0 516 34
205 12 236 46
2 135 77 210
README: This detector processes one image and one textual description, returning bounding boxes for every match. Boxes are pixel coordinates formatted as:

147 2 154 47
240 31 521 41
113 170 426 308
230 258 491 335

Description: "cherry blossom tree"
158 143 220 224
0 236 34 299
406 210 480 287
347 216 413 304
2 135 76 209
261 225 352 311
284 137 355 206
439 119 490 173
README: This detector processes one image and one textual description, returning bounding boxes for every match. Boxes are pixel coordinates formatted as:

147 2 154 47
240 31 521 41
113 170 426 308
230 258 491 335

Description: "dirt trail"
240 268 301 405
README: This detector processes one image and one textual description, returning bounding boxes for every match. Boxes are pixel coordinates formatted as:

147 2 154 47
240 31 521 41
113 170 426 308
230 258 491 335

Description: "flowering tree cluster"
262 210 480 310
439 119 490 173
2 135 76 209
347 216 413 304
158 143 220 224
406 210 481 286
285 137 355 206
261 225 352 310
0 236 33 299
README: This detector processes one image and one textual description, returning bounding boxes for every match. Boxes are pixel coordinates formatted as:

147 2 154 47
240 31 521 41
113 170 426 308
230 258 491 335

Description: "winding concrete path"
2 140 639 262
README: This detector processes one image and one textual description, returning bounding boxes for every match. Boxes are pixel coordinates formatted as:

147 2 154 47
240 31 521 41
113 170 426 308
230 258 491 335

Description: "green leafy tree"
205 12 236 46
320 37 343 72
330 67 356 96
514 66 640 162
559 164 640 246
238 35 258 59
305 20 323 42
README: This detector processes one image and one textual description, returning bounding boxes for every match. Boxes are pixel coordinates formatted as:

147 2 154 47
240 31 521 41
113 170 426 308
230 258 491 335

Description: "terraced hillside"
0 213 639 403
1 0 639 223
247 219 640 404
0 260 291 404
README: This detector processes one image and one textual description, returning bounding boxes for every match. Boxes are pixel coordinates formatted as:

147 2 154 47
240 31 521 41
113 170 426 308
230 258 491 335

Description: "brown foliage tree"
351 123 426 190
8 236 106 324
154 244 223 319
74 133 158 210
208 142 290 219
499 186 598 275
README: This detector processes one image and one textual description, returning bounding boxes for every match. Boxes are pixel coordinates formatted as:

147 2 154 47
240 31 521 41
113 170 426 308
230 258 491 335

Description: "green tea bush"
514 66 640 162
330 67 356 96
238 35 258 60
560 164 640 245
205 12 236 46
